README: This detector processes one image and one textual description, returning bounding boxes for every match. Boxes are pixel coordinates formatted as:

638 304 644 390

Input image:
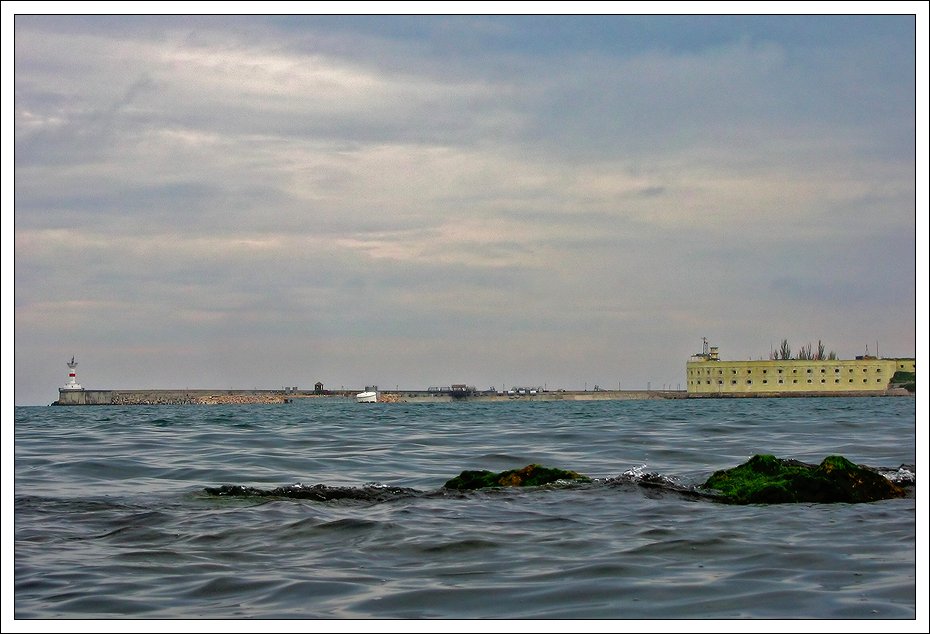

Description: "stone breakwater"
54 389 305 406
53 386 911 406
55 388 688 405
110 393 288 406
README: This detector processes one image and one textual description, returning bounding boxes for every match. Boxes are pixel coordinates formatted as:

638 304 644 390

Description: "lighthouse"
61 356 83 391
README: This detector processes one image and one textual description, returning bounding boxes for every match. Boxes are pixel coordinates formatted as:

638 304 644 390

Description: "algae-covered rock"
701 454 906 504
443 464 591 490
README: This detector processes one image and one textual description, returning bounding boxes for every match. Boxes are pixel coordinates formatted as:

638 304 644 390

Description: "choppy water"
12 397 918 620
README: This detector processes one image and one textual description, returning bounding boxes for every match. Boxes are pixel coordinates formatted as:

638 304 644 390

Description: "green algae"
701 454 906 504
443 464 592 490
891 371 916 392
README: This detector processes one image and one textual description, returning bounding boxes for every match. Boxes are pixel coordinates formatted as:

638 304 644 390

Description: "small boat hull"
356 391 378 403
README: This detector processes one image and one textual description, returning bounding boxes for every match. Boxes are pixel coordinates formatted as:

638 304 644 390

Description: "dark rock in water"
205 457 911 505
701 454 907 504
443 464 591 490
204 483 420 502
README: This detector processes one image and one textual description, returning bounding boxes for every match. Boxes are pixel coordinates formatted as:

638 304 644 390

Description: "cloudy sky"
6 7 926 405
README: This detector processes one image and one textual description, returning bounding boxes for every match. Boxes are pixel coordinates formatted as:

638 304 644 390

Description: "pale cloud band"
9 12 920 404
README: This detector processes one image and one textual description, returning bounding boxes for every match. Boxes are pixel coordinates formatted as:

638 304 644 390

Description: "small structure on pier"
61 356 83 391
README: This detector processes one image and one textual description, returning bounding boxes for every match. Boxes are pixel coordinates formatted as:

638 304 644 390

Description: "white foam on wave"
880 466 916 485
621 464 649 479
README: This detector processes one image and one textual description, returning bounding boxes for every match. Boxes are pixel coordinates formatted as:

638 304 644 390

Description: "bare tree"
797 342 813 360
775 338 836 361
778 339 791 360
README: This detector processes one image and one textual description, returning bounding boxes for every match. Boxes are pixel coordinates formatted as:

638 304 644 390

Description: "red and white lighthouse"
62 356 83 391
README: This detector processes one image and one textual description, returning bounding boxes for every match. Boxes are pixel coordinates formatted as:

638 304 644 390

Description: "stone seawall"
54 389 298 405
113 392 289 405
392 390 687 402
53 387 910 405
53 388 687 405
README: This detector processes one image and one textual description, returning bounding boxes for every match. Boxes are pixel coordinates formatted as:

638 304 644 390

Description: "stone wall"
55 389 291 405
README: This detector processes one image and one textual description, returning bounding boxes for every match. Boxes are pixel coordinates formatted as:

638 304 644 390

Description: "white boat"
356 391 378 403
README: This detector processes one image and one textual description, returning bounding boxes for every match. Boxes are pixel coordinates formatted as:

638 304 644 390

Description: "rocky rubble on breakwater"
195 394 287 405
110 393 287 405
366 392 403 403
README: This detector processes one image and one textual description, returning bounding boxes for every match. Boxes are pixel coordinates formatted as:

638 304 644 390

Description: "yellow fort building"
686 339 915 397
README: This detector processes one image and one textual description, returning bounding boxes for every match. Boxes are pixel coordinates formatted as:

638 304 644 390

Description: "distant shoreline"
50 387 912 405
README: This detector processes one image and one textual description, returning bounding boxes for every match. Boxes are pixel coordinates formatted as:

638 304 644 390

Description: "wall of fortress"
686 357 915 395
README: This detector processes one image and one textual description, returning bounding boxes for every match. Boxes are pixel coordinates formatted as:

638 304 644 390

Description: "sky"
5 4 928 406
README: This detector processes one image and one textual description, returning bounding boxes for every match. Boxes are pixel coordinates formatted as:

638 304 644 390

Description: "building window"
763 369 768 374
792 369 797 373
747 380 752 384
820 369 826 373
732 370 737 374
821 379 825 383
763 380 768 384
718 380 722 385
793 379 798 384
807 379 812 383
747 370 752 374
778 379 784 384
835 379 839 384
835 368 840 373
807 369 812 374
731 380 737 385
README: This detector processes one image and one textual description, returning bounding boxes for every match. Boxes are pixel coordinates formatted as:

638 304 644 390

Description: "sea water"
12 397 918 620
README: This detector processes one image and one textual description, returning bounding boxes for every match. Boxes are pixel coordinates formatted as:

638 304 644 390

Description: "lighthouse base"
54 388 94 406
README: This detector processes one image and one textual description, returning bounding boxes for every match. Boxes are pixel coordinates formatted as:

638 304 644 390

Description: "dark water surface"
12 397 918 620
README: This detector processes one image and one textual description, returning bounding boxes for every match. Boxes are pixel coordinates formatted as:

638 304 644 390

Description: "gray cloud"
10 14 921 404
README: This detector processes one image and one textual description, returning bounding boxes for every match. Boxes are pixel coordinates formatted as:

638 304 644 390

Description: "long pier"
52 388 689 405
51 386 910 405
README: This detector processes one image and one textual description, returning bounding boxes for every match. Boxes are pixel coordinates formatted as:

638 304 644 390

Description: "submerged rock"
205 457 911 505
204 483 419 502
443 464 591 490
701 454 907 504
